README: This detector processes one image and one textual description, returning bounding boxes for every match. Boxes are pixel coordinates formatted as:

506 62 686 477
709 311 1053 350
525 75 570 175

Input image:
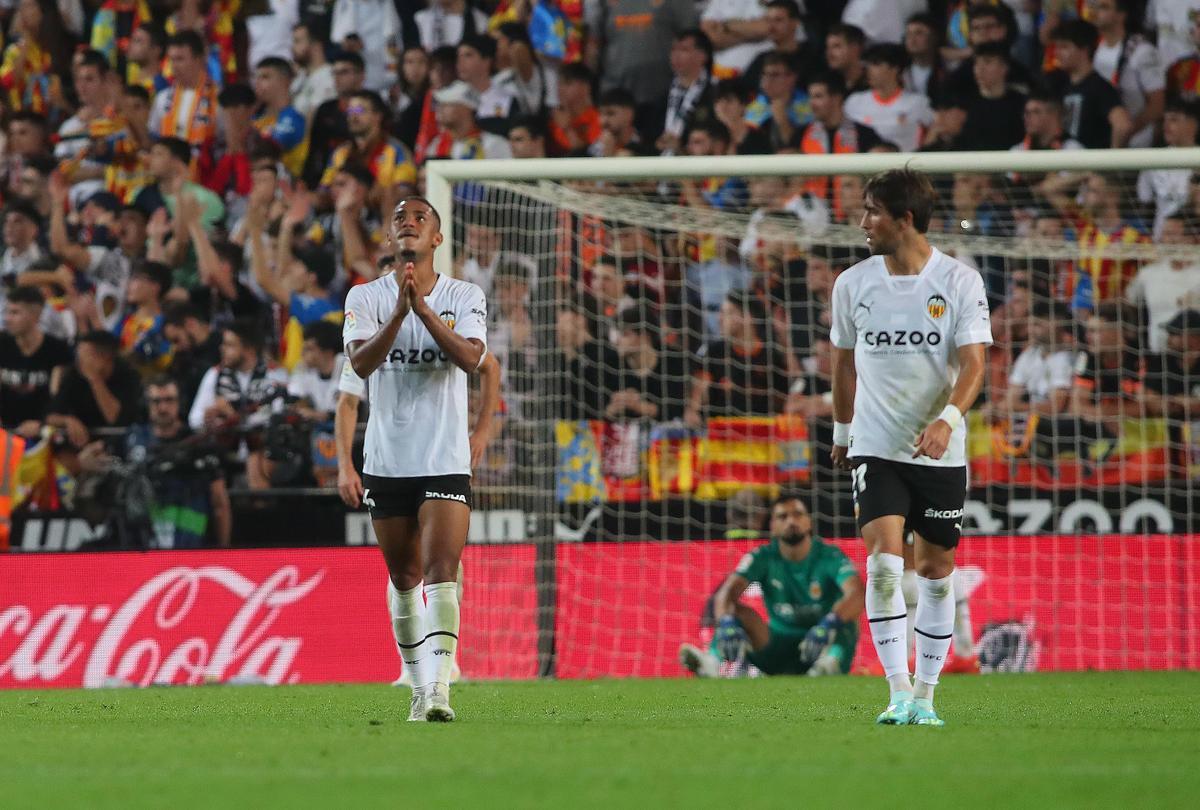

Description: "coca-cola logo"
1 566 325 687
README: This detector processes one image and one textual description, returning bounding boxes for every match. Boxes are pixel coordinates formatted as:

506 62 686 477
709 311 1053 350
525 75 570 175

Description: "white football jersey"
830 248 993 467
343 273 487 478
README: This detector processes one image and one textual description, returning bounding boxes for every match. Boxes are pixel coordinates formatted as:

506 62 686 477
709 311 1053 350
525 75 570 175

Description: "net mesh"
450 163 1200 678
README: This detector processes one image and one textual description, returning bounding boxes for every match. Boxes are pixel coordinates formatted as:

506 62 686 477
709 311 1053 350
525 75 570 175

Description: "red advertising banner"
0 546 540 689
555 535 1200 678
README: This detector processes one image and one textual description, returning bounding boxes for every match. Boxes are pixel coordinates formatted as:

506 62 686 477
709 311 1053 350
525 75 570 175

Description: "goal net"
427 149 1200 679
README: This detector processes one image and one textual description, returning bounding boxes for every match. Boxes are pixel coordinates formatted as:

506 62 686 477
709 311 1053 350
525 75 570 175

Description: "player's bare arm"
830 347 857 470
713 572 750 619
335 391 363 507
913 342 986 460
470 352 501 469
830 574 865 624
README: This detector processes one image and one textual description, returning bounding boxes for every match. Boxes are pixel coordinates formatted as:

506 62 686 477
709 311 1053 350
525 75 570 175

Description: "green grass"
3 673 1198 809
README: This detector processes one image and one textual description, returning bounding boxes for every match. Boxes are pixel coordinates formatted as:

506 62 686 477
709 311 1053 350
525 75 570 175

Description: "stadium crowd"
1 0 1200 547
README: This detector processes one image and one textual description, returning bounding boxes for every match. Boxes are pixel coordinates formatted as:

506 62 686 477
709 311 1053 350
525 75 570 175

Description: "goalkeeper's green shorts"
746 628 855 675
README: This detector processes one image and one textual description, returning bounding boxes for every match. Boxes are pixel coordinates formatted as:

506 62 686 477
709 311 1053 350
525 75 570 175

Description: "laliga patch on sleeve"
343 310 357 335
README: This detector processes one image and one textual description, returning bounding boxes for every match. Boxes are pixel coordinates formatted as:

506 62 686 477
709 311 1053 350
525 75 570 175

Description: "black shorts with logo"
362 474 472 519
851 457 967 549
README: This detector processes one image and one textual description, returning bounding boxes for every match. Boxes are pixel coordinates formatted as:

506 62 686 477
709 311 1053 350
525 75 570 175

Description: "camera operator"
188 318 289 489
127 376 231 548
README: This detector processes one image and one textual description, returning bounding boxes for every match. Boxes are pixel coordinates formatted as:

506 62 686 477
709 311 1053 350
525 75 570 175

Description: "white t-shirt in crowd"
844 89 932 152
1008 345 1075 405
702 0 806 75
830 248 993 467
343 272 487 478
1125 260 1200 352
1093 35 1165 148
331 0 402 92
415 4 490 51
288 353 347 415
1137 168 1194 240
842 0 928 44
1146 0 1200 68
246 0 299 72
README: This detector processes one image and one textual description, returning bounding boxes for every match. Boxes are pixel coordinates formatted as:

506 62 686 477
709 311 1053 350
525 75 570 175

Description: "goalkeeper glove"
799 612 842 668
715 615 747 662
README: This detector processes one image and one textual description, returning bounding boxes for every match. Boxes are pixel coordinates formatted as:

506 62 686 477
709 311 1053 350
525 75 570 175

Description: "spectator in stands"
148 31 219 161
680 122 748 210
712 78 772 155
1145 309 1200 429
1011 92 1083 153
1152 0 1200 72
207 84 259 223
744 52 811 153
589 88 650 157
745 1 810 90
1125 215 1200 352
457 34 515 136
784 328 833 420
920 94 969 151
252 57 307 179
700 0 773 78
188 318 289 489
606 308 688 422
290 21 336 120
2 111 51 197
507 115 548 159
457 222 501 297
549 63 601 156
393 46 430 150
797 72 880 218
413 0 487 53
163 301 220 411
588 0 698 138
287 319 344 424
115 260 173 378
902 12 946 99
188 224 262 330
426 80 513 160
54 49 112 206
0 0 69 119
1137 98 1199 239
1165 9 1200 102
548 291 619 421
48 329 143 448
942 4 1033 101
495 22 558 120
993 301 1076 430
844 43 932 152
0 285 72 438
319 89 416 208
959 42 1027 152
123 375 232 548
684 290 791 426
330 0 401 93
1091 0 1166 149
790 254 836 358
0 201 44 285
825 23 868 95
126 23 167 96
304 51 365 188
1040 171 1148 310
656 29 716 156
687 235 751 344
1047 19 1134 149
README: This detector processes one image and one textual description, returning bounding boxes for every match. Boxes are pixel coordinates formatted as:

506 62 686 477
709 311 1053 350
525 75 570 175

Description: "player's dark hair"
8 285 45 307
770 492 808 513
1051 19 1100 55
864 168 936 233
227 318 265 353
394 195 442 228
302 319 343 354
827 23 865 47
77 49 111 76
166 30 206 57
155 136 193 165
807 70 847 98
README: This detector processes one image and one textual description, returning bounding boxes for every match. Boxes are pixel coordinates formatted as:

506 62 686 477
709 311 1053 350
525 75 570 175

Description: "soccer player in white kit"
829 169 992 727
343 197 490 722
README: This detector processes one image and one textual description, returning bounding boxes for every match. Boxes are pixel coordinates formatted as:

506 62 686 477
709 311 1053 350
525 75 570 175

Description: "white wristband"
833 422 851 446
937 404 963 430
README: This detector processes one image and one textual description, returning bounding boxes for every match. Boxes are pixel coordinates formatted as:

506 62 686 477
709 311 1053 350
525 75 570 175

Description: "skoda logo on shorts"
927 295 948 319
439 309 456 329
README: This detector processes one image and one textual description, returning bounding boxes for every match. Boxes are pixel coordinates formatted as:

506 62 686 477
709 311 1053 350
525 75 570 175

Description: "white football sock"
914 572 955 702
387 579 427 690
866 552 911 697
901 568 918 659
424 581 460 688
952 568 975 657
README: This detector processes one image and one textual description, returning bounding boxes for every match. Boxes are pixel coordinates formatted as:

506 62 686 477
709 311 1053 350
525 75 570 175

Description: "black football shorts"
851 457 967 549
362 474 472 519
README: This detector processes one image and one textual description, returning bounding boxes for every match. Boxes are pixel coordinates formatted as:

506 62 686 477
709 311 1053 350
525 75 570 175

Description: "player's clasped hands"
715 615 747 662
912 418 953 460
799 613 841 668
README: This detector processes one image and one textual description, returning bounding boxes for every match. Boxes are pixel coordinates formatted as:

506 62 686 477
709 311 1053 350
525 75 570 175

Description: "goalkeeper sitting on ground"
680 493 865 677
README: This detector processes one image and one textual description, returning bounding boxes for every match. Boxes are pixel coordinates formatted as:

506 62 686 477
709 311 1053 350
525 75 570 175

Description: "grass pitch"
3 673 1197 809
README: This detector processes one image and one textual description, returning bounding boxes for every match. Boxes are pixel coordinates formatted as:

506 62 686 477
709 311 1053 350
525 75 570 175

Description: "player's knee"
423 561 459 586
389 568 422 592
915 558 954 583
866 554 902 600
900 569 919 607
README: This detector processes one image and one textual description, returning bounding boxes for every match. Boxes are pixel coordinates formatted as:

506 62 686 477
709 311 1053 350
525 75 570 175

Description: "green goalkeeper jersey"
734 538 860 636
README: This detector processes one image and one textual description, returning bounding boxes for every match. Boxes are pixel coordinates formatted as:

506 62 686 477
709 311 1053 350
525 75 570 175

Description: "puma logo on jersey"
426 491 467 503
864 330 943 347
